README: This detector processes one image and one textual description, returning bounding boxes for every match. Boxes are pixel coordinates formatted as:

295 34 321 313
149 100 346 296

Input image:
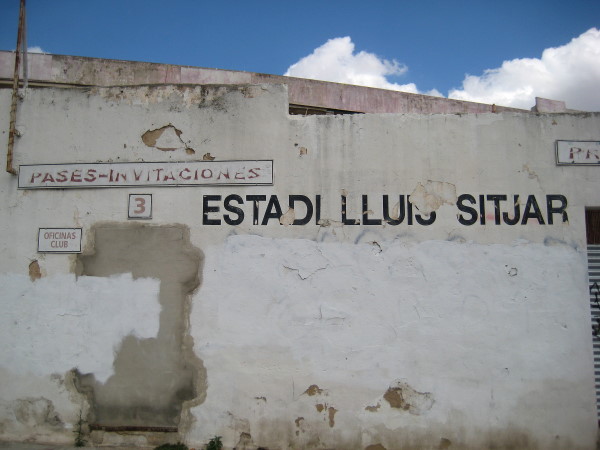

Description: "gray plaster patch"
75 224 205 428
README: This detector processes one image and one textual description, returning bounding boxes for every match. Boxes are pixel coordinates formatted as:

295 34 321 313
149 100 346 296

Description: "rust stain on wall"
28 260 42 281
304 385 324 396
327 406 337 427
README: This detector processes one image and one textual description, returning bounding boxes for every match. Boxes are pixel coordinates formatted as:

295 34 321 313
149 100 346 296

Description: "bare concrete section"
74 224 205 429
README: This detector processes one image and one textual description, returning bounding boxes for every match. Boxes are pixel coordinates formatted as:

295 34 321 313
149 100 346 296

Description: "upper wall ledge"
0 51 571 115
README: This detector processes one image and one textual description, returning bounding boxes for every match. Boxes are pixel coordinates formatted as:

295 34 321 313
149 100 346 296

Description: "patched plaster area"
75 224 206 428
188 234 593 449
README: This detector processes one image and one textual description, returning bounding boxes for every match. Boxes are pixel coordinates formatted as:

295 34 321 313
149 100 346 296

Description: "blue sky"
1 0 599 110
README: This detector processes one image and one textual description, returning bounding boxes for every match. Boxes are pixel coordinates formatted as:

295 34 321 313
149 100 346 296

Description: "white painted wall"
0 85 599 449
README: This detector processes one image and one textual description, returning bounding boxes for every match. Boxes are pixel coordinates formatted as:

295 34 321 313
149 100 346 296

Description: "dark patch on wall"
74 224 205 428
235 431 253 449
327 406 337 427
28 260 42 281
365 444 387 450
438 437 452 449
303 384 323 396
587 209 600 244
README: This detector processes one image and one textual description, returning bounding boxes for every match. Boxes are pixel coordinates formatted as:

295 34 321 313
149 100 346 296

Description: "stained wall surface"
0 84 599 449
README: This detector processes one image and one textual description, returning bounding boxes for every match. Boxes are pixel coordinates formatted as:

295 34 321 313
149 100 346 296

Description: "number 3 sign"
128 194 152 219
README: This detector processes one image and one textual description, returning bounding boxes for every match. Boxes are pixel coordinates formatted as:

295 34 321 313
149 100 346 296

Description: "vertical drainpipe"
21 1 28 90
6 0 26 175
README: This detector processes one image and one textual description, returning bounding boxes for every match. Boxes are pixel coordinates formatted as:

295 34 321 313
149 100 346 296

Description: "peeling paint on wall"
383 381 434 415
28 260 42 281
141 124 194 154
410 180 457 215
279 207 295 226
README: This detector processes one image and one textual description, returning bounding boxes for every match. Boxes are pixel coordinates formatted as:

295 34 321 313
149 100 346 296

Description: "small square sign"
128 194 152 219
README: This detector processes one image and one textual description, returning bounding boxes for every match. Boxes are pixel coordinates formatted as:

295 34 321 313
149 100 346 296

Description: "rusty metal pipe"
6 0 26 175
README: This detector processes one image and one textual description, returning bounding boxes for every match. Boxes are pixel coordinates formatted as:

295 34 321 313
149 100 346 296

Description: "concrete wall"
0 83 599 449
0 51 527 114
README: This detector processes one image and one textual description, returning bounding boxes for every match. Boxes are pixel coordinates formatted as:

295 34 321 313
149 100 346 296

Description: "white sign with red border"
19 160 274 189
556 140 600 165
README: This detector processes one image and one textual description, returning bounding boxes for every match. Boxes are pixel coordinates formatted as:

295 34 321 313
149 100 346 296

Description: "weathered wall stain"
364 444 387 450
74 224 206 429
28 260 42 281
303 384 324 396
383 381 434 415
327 406 337 427
13 397 63 429
234 431 253 449
439 437 452 449
365 403 380 412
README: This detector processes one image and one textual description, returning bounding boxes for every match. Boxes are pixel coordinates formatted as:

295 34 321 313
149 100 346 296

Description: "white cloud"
449 28 600 111
27 46 46 54
284 37 441 96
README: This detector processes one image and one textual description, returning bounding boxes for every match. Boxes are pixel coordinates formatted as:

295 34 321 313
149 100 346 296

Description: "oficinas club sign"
201 194 568 226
